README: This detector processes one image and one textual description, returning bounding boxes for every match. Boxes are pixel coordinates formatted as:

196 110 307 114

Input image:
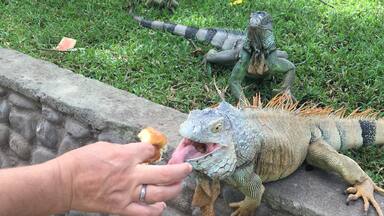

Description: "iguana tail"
317 118 384 151
132 15 244 50
375 119 384 145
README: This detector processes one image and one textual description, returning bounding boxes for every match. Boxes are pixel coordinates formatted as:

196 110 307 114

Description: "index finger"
122 142 156 164
136 163 192 185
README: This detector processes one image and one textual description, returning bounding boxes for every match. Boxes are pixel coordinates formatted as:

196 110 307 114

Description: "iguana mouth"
168 138 221 164
187 138 221 160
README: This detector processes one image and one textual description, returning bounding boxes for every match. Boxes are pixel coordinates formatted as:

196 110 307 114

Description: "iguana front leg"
203 49 239 76
226 164 264 216
307 139 384 216
267 52 296 99
229 49 251 104
192 175 220 216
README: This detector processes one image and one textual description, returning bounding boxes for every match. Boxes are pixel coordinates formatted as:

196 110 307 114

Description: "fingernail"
162 202 167 208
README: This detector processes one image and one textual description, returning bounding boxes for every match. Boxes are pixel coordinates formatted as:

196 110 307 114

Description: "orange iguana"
169 94 384 216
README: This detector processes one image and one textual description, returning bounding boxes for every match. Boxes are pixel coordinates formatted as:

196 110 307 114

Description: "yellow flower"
230 0 244 6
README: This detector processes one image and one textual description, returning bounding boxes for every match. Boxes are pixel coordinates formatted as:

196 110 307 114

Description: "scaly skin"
169 98 384 216
192 175 220 216
133 11 295 100
230 12 295 101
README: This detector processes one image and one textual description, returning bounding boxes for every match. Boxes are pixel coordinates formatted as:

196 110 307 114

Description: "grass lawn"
0 0 383 185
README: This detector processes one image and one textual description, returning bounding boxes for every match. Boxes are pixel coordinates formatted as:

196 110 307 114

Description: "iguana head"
249 11 273 30
168 102 239 179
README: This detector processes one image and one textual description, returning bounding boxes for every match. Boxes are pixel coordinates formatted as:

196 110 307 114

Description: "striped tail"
132 15 244 50
323 118 384 151
374 119 384 145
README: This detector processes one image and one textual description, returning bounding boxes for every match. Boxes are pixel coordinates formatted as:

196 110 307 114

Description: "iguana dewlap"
169 94 384 216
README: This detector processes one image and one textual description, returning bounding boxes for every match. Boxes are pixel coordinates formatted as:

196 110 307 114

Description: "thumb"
122 142 156 164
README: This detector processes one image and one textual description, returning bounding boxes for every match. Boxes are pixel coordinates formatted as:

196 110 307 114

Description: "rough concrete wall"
0 48 185 146
0 86 99 168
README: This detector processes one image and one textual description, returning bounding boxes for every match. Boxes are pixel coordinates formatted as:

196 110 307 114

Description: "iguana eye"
211 123 223 133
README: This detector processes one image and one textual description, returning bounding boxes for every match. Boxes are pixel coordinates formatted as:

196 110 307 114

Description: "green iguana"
168 94 384 216
133 11 296 101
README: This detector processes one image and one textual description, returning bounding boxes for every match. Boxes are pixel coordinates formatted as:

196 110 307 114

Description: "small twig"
188 39 199 50
377 167 384 176
188 39 203 55
295 59 307 66
35 48 57 51
203 84 210 93
213 77 226 101
318 0 334 8
171 82 186 89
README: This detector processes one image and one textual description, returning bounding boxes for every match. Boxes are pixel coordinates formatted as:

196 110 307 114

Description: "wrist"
45 156 74 213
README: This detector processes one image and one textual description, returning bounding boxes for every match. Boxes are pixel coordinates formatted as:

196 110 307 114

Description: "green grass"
0 0 383 185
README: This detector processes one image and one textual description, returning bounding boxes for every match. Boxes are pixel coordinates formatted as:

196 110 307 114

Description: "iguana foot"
201 57 213 76
229 197 258 216
345 178 384 216
272 88 296 102
191 48 203 56
201 49 223 76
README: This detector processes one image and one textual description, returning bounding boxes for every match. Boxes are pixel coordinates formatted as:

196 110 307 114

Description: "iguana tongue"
168 138 203 164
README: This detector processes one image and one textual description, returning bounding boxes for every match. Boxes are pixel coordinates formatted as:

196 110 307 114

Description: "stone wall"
0 86 98 168
0 86 188 216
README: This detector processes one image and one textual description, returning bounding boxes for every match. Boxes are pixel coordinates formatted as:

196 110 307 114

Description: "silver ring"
139 184 147 202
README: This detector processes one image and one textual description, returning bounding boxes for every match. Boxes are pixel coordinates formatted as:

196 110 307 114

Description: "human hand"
52 141 192 216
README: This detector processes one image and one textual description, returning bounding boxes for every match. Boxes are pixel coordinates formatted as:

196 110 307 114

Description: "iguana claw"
229 197 258 216
345 179 384 216
201 57 213 76
272 88 296 102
